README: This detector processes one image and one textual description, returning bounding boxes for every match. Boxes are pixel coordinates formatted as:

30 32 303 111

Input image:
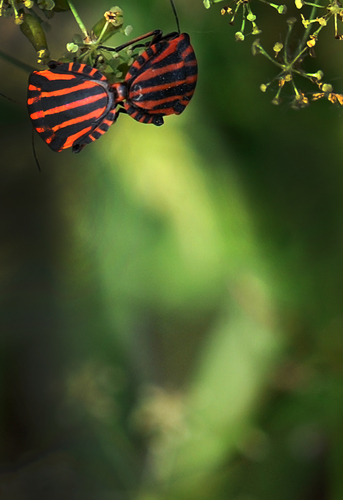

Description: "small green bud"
235 31 245 41
291 94 309 109
318 17 327 26
124 25 133 37
272 96 282 105
37 48 50 64
251 38 261 55
104 7 123 27
66 42 79 53
91 7 124 44
273 42 283 54
322 83 333 93
38 0 55 11
14 13 25 25
277 5 287 14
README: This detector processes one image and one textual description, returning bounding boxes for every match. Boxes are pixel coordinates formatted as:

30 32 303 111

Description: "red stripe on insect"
30 109 45 120
146 48 174 65
39 81 102 99
38 70 77 81
28 84 41 92
59 126 93 150
139 61 185 79
30 92 106 120
182 44 195 58
27 96 40 105
52 108 107 132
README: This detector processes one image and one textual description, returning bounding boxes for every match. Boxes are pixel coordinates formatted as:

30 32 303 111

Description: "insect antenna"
170 0 181 34
32 129 41 172
0 92 18 104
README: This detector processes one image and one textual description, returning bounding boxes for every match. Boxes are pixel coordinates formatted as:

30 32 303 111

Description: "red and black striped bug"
28 62 118 152
109 30 197 126
27 0 197 153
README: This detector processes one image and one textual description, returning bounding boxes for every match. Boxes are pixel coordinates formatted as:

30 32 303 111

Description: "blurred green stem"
297 0 320 55
67 0 89 38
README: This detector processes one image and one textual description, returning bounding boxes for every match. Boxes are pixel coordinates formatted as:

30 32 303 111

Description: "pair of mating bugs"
27 4 198 153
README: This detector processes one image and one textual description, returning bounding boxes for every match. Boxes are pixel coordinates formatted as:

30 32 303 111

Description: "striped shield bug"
108 29 197 126
27 0 197 152
28 61 118 152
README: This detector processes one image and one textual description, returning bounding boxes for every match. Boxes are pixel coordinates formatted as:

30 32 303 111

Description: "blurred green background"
1 1 343 499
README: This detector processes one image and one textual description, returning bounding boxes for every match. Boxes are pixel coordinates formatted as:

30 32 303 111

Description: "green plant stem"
67 0 89 38
283 21 295 65
304 1 325 6
240 6 246 34
230 2 241 24
97 21 110 44
257 44 284 69
291 78 301 97
297 0 321 55
289 45 308 67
